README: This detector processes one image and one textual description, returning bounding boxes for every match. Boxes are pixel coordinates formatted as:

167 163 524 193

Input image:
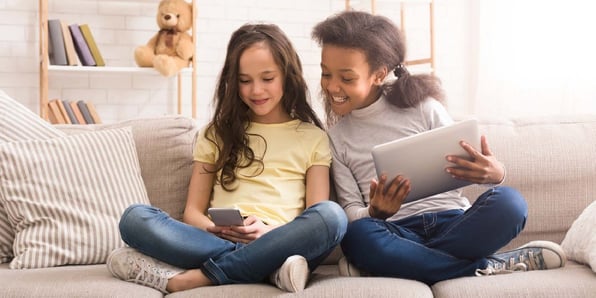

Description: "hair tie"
393 64 409 79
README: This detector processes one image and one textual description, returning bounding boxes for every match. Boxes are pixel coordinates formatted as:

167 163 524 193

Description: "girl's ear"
373 67 388 85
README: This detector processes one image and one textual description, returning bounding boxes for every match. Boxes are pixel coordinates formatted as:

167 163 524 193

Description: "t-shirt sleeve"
308 129 332 168
193 126 218 164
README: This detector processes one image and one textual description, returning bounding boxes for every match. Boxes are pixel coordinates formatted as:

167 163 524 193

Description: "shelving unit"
38 0 197 120
344 0 435 73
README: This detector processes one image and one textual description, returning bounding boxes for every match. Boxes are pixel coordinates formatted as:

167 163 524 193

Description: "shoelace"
476 258 528 276
503 259 528 273
127 257 169 291
519 250 537 270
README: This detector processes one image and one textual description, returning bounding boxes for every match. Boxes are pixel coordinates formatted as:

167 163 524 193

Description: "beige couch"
1 114 594 298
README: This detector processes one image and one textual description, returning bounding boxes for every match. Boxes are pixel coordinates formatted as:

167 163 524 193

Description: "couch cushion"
56 115 198 221
0 263 162 298
166 265 433 298
461 115 596 249
431 261 596 298
0 90 67 263
0 127 150 269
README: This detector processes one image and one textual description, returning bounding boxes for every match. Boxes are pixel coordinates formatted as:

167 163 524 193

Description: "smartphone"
207 208 244 226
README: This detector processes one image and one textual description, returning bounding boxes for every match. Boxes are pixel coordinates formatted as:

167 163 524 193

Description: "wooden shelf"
344 0 435 74
47 65 193 74
38 0 197 120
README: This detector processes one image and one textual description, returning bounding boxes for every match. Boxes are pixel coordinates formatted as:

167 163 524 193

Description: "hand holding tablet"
371 119 481 203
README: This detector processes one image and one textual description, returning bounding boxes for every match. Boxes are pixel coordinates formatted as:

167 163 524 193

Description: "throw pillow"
0 127 150 269
561 200 596 273
56 115 197 221
0 90 66 263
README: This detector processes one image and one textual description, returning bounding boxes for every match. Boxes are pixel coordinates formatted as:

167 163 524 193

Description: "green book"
79 24 105 66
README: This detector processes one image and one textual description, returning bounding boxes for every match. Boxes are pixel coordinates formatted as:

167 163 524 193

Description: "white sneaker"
107 247 183 294
269 255 309 292
476 240 566 276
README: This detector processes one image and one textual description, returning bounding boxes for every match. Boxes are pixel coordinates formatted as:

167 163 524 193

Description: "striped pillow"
0 90 66 263
0 127 150 269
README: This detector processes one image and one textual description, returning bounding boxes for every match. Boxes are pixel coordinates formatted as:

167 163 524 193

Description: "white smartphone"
207 208 244 226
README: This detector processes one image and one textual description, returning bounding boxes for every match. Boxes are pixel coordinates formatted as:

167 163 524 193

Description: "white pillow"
0 90 66 263
0 127 150 269
561 200 596 273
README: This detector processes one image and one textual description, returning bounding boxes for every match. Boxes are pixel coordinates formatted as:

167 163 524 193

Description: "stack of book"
48 19 105 67
47 99 102 125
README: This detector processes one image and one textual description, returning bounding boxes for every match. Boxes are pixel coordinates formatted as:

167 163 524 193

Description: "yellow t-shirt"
193 119 331 226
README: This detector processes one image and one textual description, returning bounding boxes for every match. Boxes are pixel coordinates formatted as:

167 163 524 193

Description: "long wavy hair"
206 23 323 191
312 10 445 126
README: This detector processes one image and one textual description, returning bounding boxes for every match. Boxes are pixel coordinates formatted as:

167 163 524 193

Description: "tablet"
371 119 481 204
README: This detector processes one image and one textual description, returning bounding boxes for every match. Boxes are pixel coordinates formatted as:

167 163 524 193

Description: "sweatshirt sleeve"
422 98 454 129
330 138 370 222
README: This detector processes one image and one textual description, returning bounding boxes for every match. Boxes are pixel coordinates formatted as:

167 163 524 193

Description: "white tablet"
371 119 481 204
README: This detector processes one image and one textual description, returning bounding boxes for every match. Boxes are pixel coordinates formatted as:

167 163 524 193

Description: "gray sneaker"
476 240 566 276
107 247 183 293
269 255 309 292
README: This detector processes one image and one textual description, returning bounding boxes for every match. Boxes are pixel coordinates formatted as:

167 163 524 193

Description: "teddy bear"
134 0 193 77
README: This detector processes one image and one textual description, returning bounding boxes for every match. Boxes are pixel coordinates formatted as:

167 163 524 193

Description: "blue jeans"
341 186 527 285
119 201 347 285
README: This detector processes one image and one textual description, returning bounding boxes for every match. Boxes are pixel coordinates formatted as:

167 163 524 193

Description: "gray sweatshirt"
328 95 471 222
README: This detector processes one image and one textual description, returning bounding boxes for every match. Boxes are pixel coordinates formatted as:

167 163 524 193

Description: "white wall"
0 0 470 127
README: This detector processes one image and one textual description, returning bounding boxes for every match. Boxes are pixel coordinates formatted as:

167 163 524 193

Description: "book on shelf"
61 100 79 124
69 100 87 124
85 101 102 124
77 100 95 124
79 24 105 67
47 19 68 66
68 23 96 66
47 99 66 124
59 20 79 66
55 99 71 124
46 100 102 125
47 107 59 124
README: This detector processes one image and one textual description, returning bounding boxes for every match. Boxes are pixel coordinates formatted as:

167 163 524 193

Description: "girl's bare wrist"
368 205 390 220
486 166 506 188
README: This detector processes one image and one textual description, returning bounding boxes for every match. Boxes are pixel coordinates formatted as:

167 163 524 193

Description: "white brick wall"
0 0 470 127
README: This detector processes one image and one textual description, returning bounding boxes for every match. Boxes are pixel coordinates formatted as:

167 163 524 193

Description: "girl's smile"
332 95 349 104
320 45 384 116
238 42 288 124
250 98 269 105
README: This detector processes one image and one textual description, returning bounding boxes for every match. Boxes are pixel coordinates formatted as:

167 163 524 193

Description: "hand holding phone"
207 208 244 226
